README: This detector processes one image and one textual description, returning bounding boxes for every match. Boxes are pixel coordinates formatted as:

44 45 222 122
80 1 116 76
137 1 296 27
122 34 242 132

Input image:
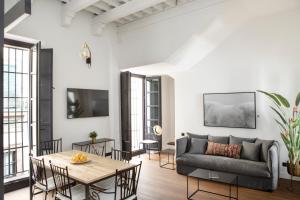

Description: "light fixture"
153 125 163 136
80 42 92 68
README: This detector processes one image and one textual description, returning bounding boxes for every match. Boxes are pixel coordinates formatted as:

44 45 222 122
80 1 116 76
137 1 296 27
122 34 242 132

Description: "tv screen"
67 88 109 119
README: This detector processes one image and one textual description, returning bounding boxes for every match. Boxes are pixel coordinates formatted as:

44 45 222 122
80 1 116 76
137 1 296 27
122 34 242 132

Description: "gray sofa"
176 134 279 191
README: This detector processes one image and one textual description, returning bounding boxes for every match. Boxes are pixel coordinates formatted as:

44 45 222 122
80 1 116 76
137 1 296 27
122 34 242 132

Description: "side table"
159 148 175 170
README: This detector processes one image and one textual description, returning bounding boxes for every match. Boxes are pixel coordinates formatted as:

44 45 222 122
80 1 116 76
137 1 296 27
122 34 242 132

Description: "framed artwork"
203 92 256 129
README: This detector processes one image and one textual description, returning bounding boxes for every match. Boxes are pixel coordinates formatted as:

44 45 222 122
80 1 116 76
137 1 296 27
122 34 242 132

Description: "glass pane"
22 50 29 73
4 47 8 71
16 73 22 97
4 72 8 97
9 48 16 72
9 73 16 97
9 124 16 146
147 93 159 106
22 74 29 97
16 50 23 73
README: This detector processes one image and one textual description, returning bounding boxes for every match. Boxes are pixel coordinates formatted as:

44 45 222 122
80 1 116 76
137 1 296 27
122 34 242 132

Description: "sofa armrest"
176 137 188 158
267 141 279 190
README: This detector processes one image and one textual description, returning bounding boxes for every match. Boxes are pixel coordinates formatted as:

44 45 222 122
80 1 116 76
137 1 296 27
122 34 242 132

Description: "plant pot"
91 137 96 144
287 162 300 176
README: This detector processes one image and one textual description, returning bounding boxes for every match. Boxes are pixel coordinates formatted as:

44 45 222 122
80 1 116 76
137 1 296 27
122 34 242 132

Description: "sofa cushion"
255 139 274 162
208 135 229 144
229 135 256 145
177 153 270 178
186 133 208 151
205 142 241 159
188 138 207 154
187 132 208 139
241 141 261 161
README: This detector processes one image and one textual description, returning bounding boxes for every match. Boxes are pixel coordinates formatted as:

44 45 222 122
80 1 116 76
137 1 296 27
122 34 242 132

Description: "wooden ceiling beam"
93 0 166 35
62 0 100 26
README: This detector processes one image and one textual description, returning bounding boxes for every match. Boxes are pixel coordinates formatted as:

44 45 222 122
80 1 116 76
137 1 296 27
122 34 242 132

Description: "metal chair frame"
30 157 54 200
91 161 142 200
40 138 62 155
50 161 73 200
111 148 131 162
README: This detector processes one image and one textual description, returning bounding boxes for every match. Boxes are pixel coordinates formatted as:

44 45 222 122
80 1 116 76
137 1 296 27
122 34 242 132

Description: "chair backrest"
50 161 72 200
89 144 105 156
116 161 142 200
111 148 131 162
30 157 48 190
40 138 62 155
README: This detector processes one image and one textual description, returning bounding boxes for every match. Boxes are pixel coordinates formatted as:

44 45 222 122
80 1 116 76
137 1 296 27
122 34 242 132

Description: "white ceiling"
59 0 194 34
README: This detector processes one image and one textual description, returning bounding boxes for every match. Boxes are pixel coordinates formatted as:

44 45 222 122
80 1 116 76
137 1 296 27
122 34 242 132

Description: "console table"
72 138 115 156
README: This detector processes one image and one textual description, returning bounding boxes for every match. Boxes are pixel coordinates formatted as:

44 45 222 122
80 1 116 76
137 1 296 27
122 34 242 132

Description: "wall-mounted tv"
67 88 109 119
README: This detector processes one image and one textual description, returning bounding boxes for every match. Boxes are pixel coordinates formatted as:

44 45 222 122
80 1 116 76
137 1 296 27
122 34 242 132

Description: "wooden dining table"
34 150 134 200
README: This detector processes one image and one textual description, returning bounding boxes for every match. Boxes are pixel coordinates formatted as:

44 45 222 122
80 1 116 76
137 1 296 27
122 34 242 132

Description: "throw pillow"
208 135 229 144
186 132 208 151
241 141 261 161
205 141 241 159
255 139 274 162
188 138 208 154
229 135 256 145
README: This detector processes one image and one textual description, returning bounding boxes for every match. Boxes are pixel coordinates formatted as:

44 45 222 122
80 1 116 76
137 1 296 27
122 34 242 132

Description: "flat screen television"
67 88 109 119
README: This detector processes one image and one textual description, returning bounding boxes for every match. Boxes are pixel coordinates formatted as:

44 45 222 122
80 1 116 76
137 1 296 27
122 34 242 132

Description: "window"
145 77 162 150
130 76 144 151
3 42 37 182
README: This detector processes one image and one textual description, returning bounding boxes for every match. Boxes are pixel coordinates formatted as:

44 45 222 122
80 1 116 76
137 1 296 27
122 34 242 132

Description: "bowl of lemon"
70 152 90 164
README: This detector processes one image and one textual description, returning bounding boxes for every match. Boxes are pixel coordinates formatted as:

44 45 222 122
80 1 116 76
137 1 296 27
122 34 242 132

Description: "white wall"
117 0 300 179
7 0 121 150
174 10 300 179
161 75 175 149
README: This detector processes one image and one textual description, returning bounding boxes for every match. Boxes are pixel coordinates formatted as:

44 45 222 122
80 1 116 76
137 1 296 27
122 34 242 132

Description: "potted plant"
258 90 300 176
89 131 98 144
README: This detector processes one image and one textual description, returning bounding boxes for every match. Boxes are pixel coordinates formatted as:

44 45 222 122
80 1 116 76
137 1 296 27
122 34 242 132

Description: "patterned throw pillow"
205 141 241 159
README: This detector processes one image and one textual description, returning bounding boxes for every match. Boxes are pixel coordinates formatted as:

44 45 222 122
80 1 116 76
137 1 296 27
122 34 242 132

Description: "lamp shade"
153 125 162 136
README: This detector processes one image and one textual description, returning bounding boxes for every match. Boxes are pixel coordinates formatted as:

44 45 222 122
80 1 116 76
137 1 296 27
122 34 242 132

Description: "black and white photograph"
203 92 256 129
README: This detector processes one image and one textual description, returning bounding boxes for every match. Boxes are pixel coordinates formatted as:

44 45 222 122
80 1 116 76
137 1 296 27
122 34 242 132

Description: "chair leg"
44 192 48 200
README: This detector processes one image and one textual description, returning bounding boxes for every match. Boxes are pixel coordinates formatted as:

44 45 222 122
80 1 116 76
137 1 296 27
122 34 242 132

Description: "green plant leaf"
257 90 281 106
270 106 287 125
296 92 300 106
272 93 290 108
275 119 287 131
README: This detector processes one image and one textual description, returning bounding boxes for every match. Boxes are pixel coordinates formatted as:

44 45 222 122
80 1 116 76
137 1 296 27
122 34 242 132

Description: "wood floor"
4 153 300 200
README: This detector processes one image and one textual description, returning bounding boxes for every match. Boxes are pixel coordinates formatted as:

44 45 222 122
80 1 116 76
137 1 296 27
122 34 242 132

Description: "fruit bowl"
70 153 90 164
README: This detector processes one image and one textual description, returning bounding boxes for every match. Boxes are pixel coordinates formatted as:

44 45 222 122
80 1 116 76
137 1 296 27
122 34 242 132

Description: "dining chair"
30 157 56 200
91 161 142 200
49 161 85 200
89 144 105 156
93 148 131 191
40 138 62 155
111 148 131 163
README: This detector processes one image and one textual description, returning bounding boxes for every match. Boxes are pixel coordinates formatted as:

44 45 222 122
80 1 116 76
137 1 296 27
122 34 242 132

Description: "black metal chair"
40 138 62 155
89 144 105 156
30 157 55 200
92 148 132 191
111 148 131 163
91 161 142 200
49 161 86 200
